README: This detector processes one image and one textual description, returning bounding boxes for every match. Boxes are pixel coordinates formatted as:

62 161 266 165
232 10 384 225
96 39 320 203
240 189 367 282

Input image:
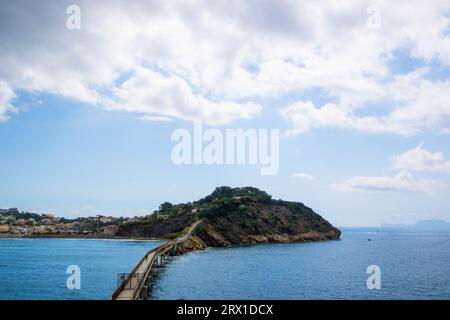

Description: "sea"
1 228 449 300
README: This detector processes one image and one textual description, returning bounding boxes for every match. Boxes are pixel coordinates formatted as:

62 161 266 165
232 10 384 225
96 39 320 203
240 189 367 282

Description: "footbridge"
112 220 202 300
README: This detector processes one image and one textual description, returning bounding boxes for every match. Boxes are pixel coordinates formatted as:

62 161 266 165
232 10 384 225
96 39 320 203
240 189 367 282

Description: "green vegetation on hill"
117 186 341 245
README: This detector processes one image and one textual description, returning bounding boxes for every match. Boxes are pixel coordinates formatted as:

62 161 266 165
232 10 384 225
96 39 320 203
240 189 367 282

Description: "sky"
1 0 450 226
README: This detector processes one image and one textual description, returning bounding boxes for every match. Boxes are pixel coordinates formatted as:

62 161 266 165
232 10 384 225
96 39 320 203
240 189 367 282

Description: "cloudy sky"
1 0 450 226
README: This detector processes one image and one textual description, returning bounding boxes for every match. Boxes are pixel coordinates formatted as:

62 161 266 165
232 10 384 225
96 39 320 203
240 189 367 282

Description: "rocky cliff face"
175 235 208 254
193 202 340 246
117 187 341 249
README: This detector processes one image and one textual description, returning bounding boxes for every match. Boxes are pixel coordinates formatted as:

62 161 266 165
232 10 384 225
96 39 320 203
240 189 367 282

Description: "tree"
159 202 173 213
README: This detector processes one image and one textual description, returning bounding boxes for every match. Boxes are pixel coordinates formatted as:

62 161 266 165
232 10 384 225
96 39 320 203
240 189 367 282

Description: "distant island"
380 219 450 233
0 187 341 249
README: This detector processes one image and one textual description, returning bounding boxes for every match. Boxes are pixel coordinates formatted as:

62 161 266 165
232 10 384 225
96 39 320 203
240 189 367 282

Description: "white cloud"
279 101 412 136
391 143 450 173
280 72 450 137
107 68 261 125
386 79 450 135
291 172 314 181
331 170 442 193
332 143 450 193
0 81 16 121
1 0 450 130
140 115 172 123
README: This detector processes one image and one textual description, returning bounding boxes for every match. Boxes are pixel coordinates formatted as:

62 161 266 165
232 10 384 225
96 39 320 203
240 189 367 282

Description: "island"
111 186 340 299
116 186 341 253
1 186 341 300
1 187 340 251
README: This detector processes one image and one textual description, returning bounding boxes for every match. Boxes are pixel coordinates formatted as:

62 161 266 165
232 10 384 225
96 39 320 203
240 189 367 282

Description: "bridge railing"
111 241 175 300
112 246 159 300
116 272 143 290
130 241 175 300
112 220 202 300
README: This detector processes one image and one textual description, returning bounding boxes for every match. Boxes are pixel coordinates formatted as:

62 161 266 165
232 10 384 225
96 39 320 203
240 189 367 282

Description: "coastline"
0 233 341 248
0 233 161 241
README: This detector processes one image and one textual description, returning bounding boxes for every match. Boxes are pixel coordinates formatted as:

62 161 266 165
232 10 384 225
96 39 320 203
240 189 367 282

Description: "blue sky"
1 1 450 226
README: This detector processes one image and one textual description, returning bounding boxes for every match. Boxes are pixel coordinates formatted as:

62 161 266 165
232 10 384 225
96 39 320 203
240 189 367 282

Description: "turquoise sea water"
0 238 163 300
151 229 450 300
0 229 449 300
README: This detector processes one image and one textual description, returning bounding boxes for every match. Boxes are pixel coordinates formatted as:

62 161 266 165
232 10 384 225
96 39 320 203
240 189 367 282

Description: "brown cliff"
117 186 341 251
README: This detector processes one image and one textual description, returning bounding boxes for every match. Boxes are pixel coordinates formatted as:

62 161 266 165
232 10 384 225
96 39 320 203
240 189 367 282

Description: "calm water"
0 230 449 300
152 229 450 300
0 238 163 300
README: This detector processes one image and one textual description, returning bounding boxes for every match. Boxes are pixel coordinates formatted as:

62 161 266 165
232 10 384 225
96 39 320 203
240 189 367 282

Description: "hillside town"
0 208 130 237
